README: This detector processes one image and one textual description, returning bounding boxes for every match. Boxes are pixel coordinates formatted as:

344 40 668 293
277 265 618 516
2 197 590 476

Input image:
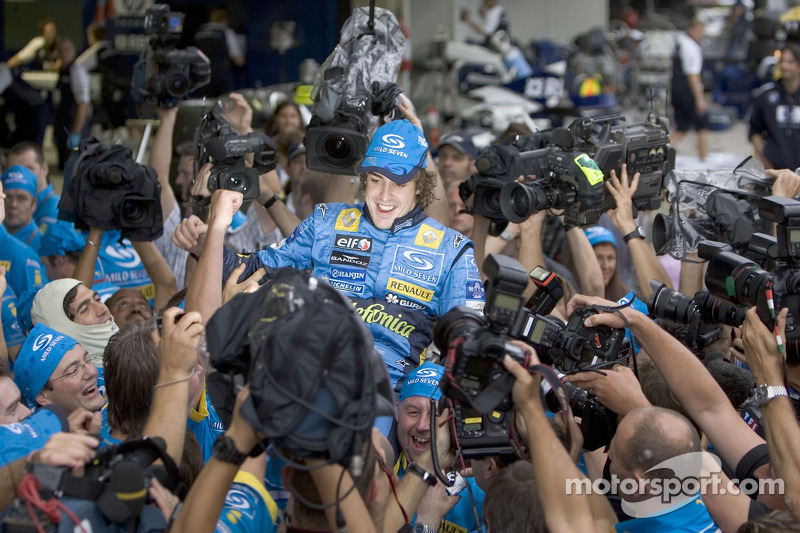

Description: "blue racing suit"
223 203 484 387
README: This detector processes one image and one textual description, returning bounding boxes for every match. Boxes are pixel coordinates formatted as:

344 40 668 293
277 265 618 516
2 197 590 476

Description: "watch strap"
406 462 437 486
757 385 789 406
623 226 645 244
263 193 281 210
213 435 247 465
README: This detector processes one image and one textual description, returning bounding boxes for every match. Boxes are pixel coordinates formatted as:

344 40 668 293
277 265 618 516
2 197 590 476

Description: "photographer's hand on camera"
741 307 788 386
767 168 800 199
564 365 650 418
191 162 214 199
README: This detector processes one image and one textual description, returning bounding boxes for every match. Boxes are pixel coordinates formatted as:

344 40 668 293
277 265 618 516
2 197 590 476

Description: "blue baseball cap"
584 226 617 249
357 120 428 185
39 220 86 257
1 165 37 198
437 131 478 159
399 362 444 402
14 323 79 404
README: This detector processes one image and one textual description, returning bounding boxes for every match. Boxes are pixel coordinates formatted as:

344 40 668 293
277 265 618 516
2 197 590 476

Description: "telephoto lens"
647 280 698 324
694 290 747 327
705 252 770 307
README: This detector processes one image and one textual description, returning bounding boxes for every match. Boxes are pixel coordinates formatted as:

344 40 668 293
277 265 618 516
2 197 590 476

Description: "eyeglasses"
50 354 92 383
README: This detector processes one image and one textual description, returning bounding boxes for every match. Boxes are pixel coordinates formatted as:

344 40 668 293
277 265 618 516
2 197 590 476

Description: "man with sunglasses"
13 322 104 414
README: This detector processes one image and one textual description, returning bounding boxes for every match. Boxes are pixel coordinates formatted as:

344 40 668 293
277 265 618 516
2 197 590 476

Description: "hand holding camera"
564 364 650 418
741 306 789 387
152 308 204 379
605 164 640 234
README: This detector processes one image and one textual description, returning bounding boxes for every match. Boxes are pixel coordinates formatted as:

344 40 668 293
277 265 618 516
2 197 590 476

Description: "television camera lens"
166 73 191 97
224 173 247 193
324 135 354 163
705 252 770 307
119 196 155 228
499 181 549 224
694 290 746 327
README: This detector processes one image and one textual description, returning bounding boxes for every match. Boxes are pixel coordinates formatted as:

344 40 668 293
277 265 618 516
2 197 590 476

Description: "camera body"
132 4 210 108
433 255 628 457
60 138 163 241
700 196 800 363
569 114 674 213
544 381 618 451
195 102 277 201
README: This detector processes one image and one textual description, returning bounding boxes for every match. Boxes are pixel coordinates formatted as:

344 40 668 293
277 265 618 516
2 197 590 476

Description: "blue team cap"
14 323 79 404
38 220 86 257
1 165 37 198
357 120 429 185
584 226 617 249
399 362 444 402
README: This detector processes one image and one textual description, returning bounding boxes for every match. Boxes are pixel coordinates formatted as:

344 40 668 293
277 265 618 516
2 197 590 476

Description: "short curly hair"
358 167 438 209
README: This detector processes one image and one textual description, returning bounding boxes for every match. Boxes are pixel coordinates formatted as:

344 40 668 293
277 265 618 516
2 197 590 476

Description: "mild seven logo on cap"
32 333 53 351
382 134 406 149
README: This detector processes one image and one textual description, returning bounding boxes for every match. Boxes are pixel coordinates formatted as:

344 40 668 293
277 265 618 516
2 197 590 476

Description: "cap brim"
357 163 420 185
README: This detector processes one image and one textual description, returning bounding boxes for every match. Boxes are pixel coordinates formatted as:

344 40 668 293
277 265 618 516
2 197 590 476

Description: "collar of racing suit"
362 203 427 234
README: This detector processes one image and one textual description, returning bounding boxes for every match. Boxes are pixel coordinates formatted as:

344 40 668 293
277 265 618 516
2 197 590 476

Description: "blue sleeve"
2 286 25 348
187 387 225 462
439 245 484 316
0 406 69 467
216 472 277 533
256 215 316 270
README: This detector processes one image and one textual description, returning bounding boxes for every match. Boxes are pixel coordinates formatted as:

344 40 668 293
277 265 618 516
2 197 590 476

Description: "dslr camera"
700 196 800 363
195 102 277 201
433 255 628 456
132 4 211 108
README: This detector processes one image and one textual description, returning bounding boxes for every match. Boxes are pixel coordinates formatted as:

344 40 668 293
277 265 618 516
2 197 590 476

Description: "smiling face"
396 395 432 463
37 345 103 413
593 243 617 287
67 284 113 326
364 173 419 230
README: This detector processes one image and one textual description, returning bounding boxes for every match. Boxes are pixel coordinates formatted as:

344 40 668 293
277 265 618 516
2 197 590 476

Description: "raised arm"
568 295 765 472
150 107 179 217
565 226 605 297
605 165 672 299
258 170 301 237
72 227 104 288
131 241 178 313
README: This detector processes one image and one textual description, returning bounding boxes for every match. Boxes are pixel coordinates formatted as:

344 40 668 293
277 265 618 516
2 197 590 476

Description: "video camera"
461 112 673 227
647 280 747 353
1 437 179 531
194 101 277 201
59 138 163 241
305 6 406 174
432 255 628 457
132 4 210 108
700 196 800 363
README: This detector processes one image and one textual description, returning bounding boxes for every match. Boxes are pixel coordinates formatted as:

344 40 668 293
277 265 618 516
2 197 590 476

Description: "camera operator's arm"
564 364 651 418
143 308 203 463
185 190 243 323
223 92 253 135
381 407 453 533
258 169 301 237
502 354 604 532
605 165 672 299
567 295 766 473
130 241 178 314
741 307 800 516
306 459 377 533
565 226 605 297
516 209 548 301
150 107 179 217
172 386 263 533
72 227 104 288
766 168 800 199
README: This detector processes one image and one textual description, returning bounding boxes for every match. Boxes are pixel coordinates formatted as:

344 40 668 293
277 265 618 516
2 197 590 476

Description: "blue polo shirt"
35 184 60 233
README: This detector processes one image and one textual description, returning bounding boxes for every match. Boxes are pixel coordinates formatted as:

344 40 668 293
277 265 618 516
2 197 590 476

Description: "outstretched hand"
605 164 639 234
741 307 788 386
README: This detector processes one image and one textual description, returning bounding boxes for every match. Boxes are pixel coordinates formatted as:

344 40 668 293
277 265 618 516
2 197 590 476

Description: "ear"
36 389 51 406
485 457 500 481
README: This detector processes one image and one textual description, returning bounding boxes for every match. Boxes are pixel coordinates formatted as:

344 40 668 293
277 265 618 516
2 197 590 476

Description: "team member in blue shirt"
1 165 43 253
5 141 60 235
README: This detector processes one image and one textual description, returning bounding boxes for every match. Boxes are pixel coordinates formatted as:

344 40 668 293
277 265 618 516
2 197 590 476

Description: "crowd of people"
1 7 800 533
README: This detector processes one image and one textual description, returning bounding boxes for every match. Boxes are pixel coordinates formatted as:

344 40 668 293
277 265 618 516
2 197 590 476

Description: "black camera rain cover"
208 268 393 466
658 157 773 261
311 6 405 138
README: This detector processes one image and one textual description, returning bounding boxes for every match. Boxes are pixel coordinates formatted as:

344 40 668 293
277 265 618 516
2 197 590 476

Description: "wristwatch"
623 226 646 244
413 522 438 533
407 462 438 486
263 193 281 209
212 435 247 466
754 385 789 406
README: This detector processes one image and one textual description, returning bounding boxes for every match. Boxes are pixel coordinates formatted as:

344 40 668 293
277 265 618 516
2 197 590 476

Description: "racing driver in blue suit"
222 116 484 389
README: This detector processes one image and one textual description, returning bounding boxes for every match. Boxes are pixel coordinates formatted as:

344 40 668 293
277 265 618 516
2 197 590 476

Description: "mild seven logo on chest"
391 246 444 286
